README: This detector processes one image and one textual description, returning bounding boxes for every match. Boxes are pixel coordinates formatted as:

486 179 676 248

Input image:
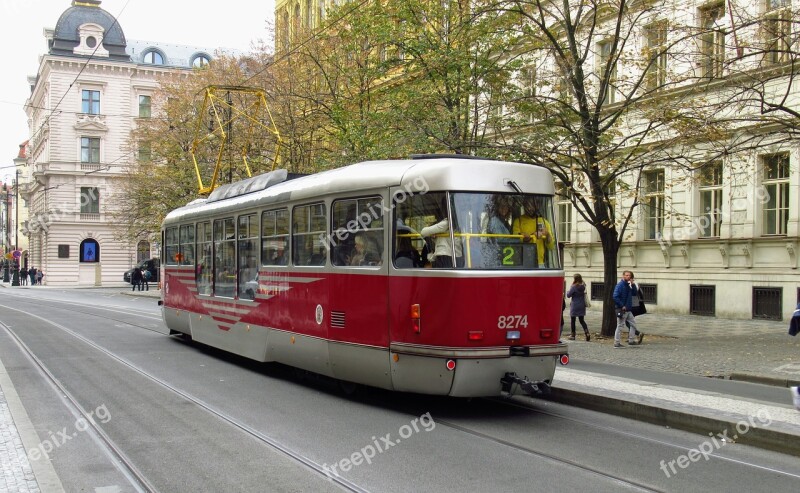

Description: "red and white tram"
160 156 568 397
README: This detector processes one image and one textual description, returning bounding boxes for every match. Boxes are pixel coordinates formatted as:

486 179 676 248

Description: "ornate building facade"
21 0 217 286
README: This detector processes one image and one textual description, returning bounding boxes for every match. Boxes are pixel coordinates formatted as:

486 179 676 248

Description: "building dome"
50 0 129 60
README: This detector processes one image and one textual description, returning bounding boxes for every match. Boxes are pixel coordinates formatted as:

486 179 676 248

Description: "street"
1 287 799 492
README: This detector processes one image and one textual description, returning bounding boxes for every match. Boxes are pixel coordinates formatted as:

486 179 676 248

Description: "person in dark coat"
790 303 800 337
565 273 590 341
131 267 143 291
28 267 36 286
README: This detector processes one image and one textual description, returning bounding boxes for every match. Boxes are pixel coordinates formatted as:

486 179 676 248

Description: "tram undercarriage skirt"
501 372 552 396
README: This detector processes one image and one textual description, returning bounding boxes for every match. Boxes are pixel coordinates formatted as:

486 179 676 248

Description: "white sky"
0 0 275 181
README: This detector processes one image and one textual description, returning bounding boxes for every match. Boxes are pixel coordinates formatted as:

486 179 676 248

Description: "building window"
81 89 100 114
137 240 150 262
143 50 164 65
700 3 725 78
762 152 789 235
638 283 658 304
138 95 151 118
598 39 617 104
556 183 572 243
764 0 792 65
753 286 782 320
645 22 667 90
699 161 723 237
80 187 100 214
192 55 210 68
590 281 605 300
80 137 100 163
80 238 99 262
138 142 151 162
58 245 70 258
690 285 716 316
644 169 665 240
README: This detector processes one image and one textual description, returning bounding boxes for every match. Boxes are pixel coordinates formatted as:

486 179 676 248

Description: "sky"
0 0 275 180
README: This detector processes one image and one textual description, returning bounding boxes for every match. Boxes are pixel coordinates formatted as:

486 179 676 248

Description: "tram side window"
262 209 289 266
331 196 384 267
238 214 259 300
179 224 195 265
214 217 236 297
165 227 179 265
292 203 326 266
196 221 213 296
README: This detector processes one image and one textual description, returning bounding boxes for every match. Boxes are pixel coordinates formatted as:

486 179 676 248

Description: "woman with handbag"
565 273 591 341
628 273 646 344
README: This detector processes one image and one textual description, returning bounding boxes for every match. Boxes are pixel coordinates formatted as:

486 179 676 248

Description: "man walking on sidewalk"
613 270 639 348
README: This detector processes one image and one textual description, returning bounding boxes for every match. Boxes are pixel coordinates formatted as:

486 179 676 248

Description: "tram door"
327 195 392 388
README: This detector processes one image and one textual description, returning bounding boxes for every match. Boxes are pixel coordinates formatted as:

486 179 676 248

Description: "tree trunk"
598 228 620 337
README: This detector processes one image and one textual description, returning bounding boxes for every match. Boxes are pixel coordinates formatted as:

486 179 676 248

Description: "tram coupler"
501 372 551 396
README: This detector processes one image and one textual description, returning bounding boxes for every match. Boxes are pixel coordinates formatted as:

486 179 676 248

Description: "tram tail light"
540 328 553 338
468 331 483 341
410 304 421 334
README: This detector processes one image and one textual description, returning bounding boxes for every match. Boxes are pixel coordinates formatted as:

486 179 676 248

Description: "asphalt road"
1 287 799 492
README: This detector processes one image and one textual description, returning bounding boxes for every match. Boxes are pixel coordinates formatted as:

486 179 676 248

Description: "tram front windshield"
394 192 561 270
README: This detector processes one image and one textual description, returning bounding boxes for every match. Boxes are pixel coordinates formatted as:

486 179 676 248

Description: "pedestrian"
566 273 591 341
28 267 36 286
131 267 143 291
627 272 646 344
19 266 27 285
35 270 43 285
612 270 639 348
141 268 150 291
789 304 800 410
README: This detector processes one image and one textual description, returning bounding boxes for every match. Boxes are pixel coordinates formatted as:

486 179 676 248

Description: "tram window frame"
164 226 179 265
237 213 259 300
292 203 327 266
179 224 195 265
196 221 213 296
262 208 289 266
214 217 236 298
331 196 385 267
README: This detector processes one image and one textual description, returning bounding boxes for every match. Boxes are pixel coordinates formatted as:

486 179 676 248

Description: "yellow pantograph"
190 85 283 195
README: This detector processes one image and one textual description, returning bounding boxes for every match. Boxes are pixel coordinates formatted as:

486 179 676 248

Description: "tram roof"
163 157 553 224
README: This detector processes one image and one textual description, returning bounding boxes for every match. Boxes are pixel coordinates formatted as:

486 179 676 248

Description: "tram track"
2 292 797 491
0 298 369 493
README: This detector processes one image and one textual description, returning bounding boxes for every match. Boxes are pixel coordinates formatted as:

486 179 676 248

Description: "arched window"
137 240 150 263
143 50 164 65
192 54 211 68
281 11 290 49
80 239 99 263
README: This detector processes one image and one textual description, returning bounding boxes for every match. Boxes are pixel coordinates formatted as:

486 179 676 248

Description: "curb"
544 387 800 458
729 372 800 388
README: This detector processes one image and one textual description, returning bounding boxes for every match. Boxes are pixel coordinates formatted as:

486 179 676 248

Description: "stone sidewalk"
562 307 800 382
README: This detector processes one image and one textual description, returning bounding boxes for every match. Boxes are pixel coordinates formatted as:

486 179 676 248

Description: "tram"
160 156 568 397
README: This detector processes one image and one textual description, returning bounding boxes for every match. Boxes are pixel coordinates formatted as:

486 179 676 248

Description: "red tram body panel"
161 157 568 397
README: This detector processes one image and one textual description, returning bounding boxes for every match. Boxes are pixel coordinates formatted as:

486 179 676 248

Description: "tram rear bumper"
389 343 568 397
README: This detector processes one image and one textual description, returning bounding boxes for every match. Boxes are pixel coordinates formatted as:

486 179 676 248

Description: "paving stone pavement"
563 308 800 379
1 390 41 493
